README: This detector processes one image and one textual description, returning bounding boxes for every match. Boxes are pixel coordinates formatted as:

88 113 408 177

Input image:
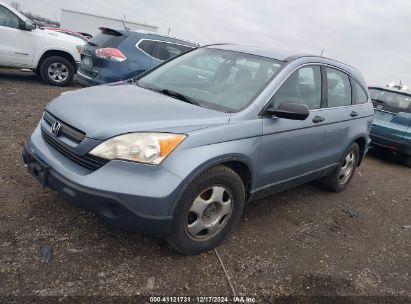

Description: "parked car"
44 27 92 41
369 86 411 166
23 44 374 254
0 1 85 86
77 28 198 86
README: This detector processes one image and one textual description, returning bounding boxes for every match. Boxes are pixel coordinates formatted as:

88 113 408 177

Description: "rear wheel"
40 56 74 86
320 142 359 193
166 166 245 255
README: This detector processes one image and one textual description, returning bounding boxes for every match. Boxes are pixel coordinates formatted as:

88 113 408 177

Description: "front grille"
41 128 109 171
43 111 86 143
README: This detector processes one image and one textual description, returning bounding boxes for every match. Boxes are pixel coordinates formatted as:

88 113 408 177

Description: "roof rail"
131 30 199 46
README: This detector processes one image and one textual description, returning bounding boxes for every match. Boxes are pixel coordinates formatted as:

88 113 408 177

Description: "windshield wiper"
158 89 199 106
136 83 200 106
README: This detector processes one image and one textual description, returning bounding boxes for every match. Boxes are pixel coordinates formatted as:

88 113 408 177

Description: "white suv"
0 1 85 86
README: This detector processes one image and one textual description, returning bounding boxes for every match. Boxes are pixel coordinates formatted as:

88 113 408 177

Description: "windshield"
137 48 283 112
370 88 411 111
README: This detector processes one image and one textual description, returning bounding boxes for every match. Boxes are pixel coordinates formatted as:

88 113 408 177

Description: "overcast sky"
10 0 411 87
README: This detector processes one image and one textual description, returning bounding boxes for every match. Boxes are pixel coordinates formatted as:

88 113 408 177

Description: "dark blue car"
369 86 411 167
77 28 198 86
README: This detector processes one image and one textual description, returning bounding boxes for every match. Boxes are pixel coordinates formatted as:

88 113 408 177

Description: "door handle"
312 116 325 123
350 111 359 117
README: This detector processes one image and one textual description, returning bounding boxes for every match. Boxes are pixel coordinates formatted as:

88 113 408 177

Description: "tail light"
95 48 126 62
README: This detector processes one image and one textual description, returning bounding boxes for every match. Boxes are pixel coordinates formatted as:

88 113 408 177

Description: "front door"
257 65 327 194
0 4 34 67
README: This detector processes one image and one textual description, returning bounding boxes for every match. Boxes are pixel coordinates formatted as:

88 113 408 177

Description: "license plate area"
80 55 93 70
27 153 49 188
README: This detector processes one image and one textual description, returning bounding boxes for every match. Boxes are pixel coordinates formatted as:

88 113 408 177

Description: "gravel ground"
0 68 410 302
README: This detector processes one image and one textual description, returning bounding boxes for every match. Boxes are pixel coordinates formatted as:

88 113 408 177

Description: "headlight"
89 133 186 164
76 45 83 53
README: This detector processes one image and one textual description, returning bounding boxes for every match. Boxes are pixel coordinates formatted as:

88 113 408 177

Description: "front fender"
34 46 80 66
161 120 263 215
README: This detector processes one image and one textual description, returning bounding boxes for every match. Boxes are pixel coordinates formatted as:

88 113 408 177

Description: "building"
60 9 158 37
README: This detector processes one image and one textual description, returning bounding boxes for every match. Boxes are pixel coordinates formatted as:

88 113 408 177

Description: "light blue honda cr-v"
23 44 374 254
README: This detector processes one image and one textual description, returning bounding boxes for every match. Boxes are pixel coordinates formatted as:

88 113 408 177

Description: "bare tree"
10 1 21 11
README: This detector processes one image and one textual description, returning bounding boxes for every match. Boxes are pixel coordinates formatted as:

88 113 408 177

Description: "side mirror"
24 20 35 31
265 101 310 120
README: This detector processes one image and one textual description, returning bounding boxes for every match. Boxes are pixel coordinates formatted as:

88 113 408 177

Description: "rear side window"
351 79 368 104
270 65 322 110
139 40 192 61
156 42 192 61
326 67 351 107
88 29 126 48
138 40 157 57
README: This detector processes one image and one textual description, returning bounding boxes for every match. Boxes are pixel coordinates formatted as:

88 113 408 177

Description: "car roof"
109 29 198 47
205 43 365 85
206 44 317 61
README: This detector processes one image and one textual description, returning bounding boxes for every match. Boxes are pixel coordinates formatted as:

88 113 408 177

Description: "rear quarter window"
351 78 368 104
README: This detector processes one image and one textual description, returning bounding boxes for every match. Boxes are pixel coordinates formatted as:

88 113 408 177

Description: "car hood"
35 28 85 45
46 83 230 140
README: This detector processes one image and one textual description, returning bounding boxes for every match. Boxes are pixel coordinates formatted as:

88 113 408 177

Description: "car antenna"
320 49 325 56
120 16 129 31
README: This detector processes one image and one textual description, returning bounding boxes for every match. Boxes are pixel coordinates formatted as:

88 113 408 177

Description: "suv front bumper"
22 125 185 234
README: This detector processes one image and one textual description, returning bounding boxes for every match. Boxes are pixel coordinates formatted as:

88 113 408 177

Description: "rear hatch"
370 87 411 140
79 28 127 78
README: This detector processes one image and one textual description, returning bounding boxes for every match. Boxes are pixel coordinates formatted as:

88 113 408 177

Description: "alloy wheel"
47 63 69 83
339 151 356 184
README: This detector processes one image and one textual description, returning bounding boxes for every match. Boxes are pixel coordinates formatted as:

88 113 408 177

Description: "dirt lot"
0 68 410 302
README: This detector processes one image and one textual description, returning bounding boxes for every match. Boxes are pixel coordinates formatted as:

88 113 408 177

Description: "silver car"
23 44 374 254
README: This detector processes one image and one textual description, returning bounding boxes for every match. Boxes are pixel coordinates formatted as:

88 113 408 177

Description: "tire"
320 142 360 193
39 56 74 86
166 165 245 255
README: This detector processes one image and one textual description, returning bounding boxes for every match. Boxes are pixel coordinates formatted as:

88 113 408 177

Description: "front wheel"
320 142 359 193
166 166 245 255
39 56 74 86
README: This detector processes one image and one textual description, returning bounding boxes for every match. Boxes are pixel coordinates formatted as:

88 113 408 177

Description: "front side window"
137 48 283 112
269 65 322 110
326 67 351 107
0 5 21 29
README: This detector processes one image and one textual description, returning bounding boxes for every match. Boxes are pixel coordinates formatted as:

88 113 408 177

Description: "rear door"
317 67 371 165
370 88 411 140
